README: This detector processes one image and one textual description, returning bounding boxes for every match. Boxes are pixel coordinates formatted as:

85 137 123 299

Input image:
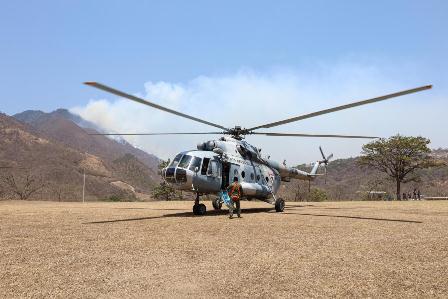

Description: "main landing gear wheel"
193 203 207 215
275 198 285 212
212 198 222 210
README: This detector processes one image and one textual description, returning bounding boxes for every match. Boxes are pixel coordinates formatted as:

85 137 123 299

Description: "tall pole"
82 169 86 203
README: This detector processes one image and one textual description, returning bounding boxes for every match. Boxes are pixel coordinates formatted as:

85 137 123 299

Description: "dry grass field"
1 200 448 298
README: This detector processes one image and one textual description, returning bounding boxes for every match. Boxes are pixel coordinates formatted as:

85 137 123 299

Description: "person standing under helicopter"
227 176 243 219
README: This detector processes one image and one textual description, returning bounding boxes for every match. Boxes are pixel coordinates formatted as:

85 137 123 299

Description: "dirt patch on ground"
1 200 447 298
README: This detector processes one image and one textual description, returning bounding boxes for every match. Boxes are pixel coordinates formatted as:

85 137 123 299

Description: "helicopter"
84 82 432 215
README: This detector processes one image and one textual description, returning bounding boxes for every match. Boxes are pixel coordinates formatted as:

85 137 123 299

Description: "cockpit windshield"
189 156 202 171
169 153 183 167
178 155 192 169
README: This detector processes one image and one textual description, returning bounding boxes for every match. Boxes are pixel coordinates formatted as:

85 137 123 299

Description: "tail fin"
310 161 321 175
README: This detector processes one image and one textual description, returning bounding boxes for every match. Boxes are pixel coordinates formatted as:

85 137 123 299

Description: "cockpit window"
189 157 202 171
170 154 183 167
178 155 192 169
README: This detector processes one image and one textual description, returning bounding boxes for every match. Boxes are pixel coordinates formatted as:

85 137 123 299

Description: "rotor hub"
227 126 249 139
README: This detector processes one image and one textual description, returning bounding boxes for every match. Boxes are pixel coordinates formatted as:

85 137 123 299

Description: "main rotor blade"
89 132 223 136
247 85 432 131
252 132 379 139
84 82 229 131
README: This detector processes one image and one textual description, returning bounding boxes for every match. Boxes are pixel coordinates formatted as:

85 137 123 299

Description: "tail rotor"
319 146 333 184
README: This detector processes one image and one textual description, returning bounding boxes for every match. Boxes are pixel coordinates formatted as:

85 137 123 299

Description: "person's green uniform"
227 181 242 218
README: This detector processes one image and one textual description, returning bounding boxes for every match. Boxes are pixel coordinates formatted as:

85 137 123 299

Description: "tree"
52 183 67 202
152 182 176 200
158 159 170 170
359 135 433 200
0 184 5 199
152 159 175 200
1 173 46 200
294 181 306 201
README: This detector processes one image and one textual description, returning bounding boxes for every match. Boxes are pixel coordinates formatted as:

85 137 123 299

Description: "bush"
107 195 122 202
152 182 176 200
308 188 328 202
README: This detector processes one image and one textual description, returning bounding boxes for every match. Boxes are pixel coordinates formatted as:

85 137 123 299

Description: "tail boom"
265 159 322 182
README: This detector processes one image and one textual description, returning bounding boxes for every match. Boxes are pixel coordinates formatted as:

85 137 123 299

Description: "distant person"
408 192 412 200
403 193 407 200
417 189 421 200
227 177 243 219
413 189 417 200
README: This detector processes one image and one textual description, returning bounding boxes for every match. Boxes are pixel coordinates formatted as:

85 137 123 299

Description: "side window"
207 160 221 177
250 173 254 181
201 158 210 175
189 157 202 171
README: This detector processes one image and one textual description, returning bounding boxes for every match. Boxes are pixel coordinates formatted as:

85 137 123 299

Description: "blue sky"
1 1 447 161
1 0 446 113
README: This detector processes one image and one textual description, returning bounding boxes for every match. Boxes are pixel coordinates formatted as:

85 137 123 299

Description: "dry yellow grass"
1 200 448 298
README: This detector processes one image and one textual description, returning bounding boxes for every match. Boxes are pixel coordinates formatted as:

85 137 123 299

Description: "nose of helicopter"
161 166 192 189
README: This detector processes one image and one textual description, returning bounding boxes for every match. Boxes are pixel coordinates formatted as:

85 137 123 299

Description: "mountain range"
1 109 160 201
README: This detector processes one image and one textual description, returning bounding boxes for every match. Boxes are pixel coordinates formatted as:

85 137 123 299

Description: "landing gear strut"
193 193 207 215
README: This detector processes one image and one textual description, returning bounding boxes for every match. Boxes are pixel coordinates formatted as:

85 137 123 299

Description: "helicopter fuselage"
161 137 316 202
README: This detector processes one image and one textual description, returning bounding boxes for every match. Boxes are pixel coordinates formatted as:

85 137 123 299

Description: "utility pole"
82 169 86 203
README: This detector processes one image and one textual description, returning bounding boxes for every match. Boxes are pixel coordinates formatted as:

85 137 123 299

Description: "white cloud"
71 63 445 165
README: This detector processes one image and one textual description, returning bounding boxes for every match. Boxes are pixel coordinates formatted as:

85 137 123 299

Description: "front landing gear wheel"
212 198 222 210
275 198 285 212
193 203 207 215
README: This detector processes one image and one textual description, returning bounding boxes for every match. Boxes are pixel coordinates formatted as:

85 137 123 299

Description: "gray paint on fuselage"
163 144 281 201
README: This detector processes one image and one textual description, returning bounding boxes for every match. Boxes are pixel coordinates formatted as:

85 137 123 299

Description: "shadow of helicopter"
282 212 422 223
112 208 187 211
85 207 277 224
84 205 421 224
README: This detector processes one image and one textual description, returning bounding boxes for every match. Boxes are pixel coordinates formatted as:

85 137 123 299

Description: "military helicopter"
84 82 432 215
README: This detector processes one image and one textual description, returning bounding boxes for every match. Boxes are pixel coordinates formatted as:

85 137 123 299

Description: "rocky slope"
0 110 161 201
